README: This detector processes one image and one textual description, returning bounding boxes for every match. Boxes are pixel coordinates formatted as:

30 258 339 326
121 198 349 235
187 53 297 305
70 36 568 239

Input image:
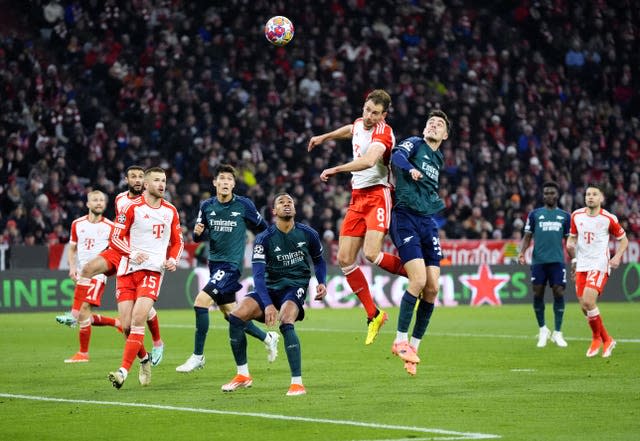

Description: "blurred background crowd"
1 0 639 250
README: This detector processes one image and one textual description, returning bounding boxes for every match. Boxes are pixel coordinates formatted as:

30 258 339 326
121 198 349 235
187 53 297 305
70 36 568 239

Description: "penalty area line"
0 393 500 440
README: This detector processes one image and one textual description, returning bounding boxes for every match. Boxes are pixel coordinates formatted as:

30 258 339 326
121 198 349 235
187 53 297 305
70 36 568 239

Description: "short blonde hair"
144 166 166 177
87 190 106 200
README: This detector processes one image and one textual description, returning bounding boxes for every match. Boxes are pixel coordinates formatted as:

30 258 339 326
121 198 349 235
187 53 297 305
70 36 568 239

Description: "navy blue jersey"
523 207 570 264
195 195 267 269
251 222 326 307
392 136 445 215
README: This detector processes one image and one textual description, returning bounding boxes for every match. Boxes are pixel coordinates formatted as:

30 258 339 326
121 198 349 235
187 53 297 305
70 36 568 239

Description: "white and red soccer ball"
264 16 294 46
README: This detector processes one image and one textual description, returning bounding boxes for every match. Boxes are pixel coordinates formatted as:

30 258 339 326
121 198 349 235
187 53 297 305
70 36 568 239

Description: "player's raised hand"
307 135 324 152
320 167 337 182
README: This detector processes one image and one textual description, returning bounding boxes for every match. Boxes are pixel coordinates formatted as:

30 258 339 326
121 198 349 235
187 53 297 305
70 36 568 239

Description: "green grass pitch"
1 303 638 440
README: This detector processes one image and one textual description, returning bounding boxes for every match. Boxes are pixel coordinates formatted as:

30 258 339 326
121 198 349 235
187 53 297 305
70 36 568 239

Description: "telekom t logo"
84 238 95 250
152 224 165 238
583 231 595 244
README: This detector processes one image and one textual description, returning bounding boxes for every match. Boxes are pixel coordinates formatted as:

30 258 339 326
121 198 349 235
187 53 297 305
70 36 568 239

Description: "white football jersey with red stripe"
111 197 184 275
115 191 143 217
69 216 114 282
570 207 626 274
350 118 395 189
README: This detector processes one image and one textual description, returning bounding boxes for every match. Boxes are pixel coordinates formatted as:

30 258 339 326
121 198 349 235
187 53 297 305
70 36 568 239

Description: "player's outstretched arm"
307 124 353 152
319 143 385 182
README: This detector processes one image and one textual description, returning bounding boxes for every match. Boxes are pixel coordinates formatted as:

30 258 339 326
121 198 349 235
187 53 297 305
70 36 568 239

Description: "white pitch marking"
0 393 500 440
160 323 640 343
510 369 536 372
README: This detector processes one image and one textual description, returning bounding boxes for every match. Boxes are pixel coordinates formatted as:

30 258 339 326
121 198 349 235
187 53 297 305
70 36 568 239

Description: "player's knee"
337 245 359 267
279 322 294 333
580 298 595 311
337 254 355 268
228 313 245 327
78 304 91 319
219 306 232 321
194 291 211 308
362 239 383 262
423 285 439 301
407 281 426 296
362 249 379 263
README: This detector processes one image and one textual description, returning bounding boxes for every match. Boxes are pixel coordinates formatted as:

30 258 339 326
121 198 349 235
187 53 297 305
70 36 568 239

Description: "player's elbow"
366 160 378 168
363 158 378 168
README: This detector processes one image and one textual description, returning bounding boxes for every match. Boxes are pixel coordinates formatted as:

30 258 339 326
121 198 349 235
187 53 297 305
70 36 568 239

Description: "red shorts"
340 185 392 237
73 277 107 308
99 248 123 277
575 270 609 297
116 270 163 303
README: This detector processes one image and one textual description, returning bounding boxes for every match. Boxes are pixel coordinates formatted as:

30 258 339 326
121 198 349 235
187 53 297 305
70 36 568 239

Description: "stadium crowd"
1 0 639 253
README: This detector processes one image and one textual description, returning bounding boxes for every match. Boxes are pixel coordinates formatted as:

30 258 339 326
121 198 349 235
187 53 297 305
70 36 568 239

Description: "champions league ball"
264 16 294 46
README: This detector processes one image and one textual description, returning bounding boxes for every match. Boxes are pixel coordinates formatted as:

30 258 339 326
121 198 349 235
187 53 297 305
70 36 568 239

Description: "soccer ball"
264 16 295 46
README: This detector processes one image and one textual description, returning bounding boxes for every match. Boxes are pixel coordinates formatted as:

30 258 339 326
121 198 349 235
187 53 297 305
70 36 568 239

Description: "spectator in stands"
0 0 637 260
2 219 22 245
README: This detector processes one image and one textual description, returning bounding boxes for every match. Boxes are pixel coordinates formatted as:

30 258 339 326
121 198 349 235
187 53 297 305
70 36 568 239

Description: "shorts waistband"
351 184 391 194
